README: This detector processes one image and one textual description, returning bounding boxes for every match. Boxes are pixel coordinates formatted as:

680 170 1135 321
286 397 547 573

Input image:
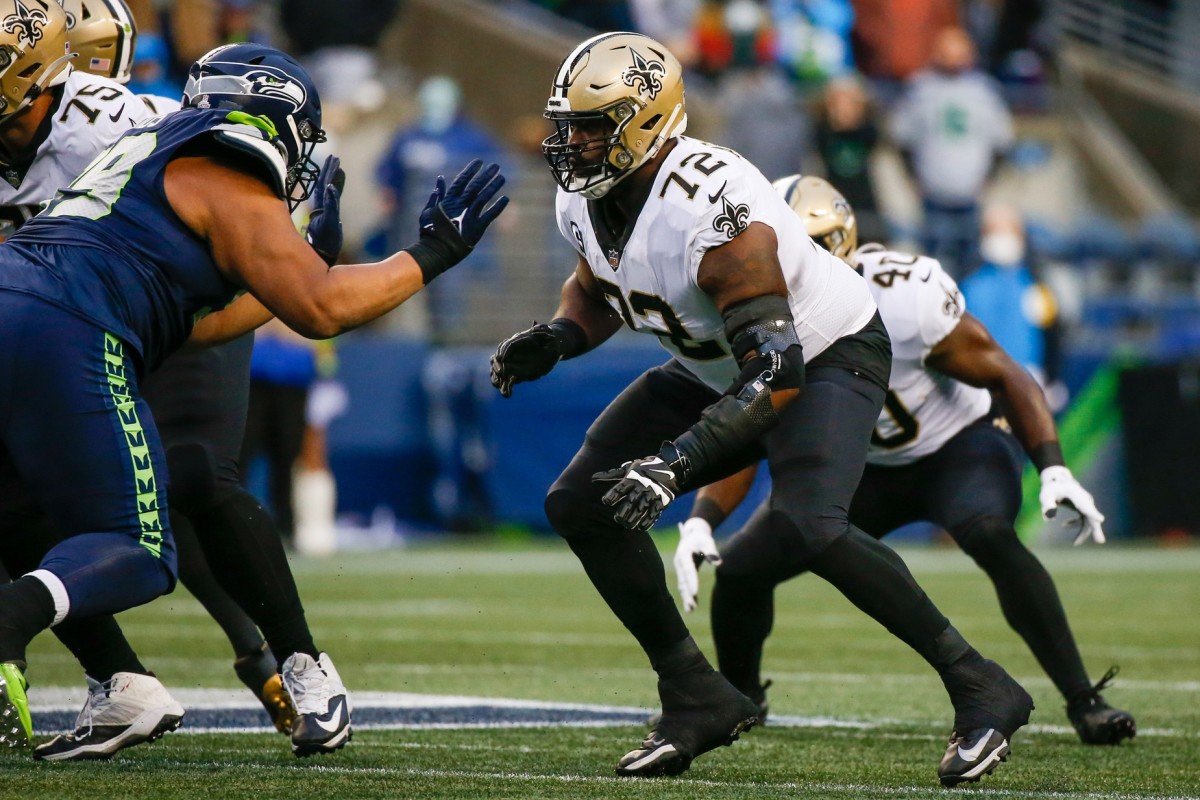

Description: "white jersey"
555 136 877 392
138 94 183 116
0 68 153 227
856 245 992 466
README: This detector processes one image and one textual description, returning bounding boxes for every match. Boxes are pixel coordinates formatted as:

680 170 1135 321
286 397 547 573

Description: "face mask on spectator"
981 232 1026 267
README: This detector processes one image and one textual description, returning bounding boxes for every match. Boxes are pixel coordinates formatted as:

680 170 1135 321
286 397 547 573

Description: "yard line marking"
24 690 1190 739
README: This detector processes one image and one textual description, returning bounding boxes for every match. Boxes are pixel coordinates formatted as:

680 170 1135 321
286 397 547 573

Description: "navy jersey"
0 107 288 371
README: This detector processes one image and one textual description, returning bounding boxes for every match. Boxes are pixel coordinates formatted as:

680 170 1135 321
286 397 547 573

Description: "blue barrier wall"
327 335 770 536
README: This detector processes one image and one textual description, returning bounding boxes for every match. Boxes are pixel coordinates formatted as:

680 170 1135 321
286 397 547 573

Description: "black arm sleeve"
662 295 804 488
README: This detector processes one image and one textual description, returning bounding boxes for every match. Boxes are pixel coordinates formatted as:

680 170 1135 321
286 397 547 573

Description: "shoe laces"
283 660 337 715
1070 665 1119 712
74 677 119 740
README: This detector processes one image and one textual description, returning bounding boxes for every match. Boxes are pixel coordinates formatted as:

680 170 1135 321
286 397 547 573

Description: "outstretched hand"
305 154 345 266
408 159 509 284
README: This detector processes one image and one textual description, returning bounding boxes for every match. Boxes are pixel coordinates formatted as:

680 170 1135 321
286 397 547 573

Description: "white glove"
673 517 722 613
1039 465 1106 545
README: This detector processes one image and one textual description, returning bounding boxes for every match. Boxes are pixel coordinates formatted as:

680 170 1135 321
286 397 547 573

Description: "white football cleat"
281 652 352 757
33 672 184 761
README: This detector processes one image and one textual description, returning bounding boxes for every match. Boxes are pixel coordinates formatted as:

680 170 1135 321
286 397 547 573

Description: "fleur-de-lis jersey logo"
713 195 750 240
3 0 49 50
621 48 666 101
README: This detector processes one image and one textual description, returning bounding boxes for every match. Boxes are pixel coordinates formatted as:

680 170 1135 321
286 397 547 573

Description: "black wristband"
691 496 729 531
403 203 472 284
546 318 588 359
1030 441 1065 472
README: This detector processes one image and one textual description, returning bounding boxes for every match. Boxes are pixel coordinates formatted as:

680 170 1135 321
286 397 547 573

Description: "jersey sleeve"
685 156 763 279
915 259 967 362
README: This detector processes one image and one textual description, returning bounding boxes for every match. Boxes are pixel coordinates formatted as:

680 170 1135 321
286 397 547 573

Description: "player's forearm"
995 368 1063 470
294 252 427 338
183 293 274 351
690 465 759 528
552 274 622 355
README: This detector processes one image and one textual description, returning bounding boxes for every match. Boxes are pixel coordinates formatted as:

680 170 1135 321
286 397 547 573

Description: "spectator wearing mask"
960 204 1056 381
891 26 1013 277
371 76 508 341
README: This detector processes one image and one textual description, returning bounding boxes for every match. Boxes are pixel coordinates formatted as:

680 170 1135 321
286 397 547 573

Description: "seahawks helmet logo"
713 195 750 240
621 48 665 101
243 68 306 110
3 0 49 49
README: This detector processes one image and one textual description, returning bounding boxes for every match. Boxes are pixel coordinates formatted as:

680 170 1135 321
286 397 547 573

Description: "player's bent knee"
953 515 1021 562
543 484 611 540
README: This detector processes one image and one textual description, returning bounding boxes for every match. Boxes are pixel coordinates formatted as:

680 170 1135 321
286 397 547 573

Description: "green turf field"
13 537 1200 799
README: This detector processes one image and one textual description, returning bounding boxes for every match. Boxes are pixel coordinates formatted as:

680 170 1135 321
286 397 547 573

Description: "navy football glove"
305 155 345 266
405 159 509 284
489 320 584 398
593 452 681 531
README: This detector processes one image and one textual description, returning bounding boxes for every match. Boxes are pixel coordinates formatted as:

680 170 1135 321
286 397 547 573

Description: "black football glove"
592 450 682 531
404 159 509 284
490 319 585 398
305 154 345 266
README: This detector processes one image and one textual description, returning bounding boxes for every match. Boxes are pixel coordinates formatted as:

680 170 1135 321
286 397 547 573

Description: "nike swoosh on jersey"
311 696 348 733
956 729 996 762
920 269 932 281
109 105 126 123
707 180 728 204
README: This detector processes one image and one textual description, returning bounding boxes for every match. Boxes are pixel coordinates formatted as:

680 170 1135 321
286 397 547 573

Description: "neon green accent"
47 131 157 221
103 333 164 558
1016 360 1128 544
225 110 278 138
0 661 32 748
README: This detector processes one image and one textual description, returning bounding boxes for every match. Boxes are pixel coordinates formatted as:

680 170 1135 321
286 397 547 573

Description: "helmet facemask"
543 32 686 200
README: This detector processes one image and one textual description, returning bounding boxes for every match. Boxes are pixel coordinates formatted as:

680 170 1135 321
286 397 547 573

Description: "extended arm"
182 292 275 350
673 463 760 612
166 156 505 339
489 256 623 397
926 312 1105 543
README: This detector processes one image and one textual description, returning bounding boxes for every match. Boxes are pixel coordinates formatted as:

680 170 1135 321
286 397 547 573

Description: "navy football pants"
0 294 176 619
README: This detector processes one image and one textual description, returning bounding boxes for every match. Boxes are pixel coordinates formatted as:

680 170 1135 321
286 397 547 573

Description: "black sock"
956 518 1092 700
0 576 56 667
189 487 318 664
53 615 148 681
809 528 964 668
647 635 711 680
710 571 775 694
172 510 267 659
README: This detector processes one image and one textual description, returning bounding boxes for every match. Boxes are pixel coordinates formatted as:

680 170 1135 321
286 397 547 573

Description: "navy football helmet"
182 43 326 209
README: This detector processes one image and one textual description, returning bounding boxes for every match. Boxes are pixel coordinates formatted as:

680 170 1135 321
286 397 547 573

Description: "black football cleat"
938 655 1033 787
645 678 772 729
1068 666 1136 745
617 670 759 778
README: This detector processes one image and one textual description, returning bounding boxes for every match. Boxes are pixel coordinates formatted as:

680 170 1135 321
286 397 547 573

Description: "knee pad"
166 443 218 515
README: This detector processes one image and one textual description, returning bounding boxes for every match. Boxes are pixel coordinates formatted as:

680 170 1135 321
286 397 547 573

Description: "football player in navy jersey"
0 1 324 759
0 41 507 758
489 32 1029 783
671 176 1135 759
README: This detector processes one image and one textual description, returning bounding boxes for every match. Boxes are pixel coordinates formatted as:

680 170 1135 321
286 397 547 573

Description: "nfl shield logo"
607 247 620 270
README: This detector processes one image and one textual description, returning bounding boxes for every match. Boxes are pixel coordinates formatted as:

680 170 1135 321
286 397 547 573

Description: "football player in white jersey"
670 176 1135 771
489 32 1032 783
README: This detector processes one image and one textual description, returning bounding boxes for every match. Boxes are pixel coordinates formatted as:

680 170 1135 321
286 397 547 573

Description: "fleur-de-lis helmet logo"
621 48 666 101
713 195 750 239
3 0 49 49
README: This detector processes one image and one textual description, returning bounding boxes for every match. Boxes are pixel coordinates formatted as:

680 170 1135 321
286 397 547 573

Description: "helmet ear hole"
640 114 661 131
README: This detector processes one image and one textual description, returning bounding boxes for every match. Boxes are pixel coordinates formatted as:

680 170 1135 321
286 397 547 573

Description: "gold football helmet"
543 32 687 199
772 174 858 259
0 0 71 120
58 0 136 83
